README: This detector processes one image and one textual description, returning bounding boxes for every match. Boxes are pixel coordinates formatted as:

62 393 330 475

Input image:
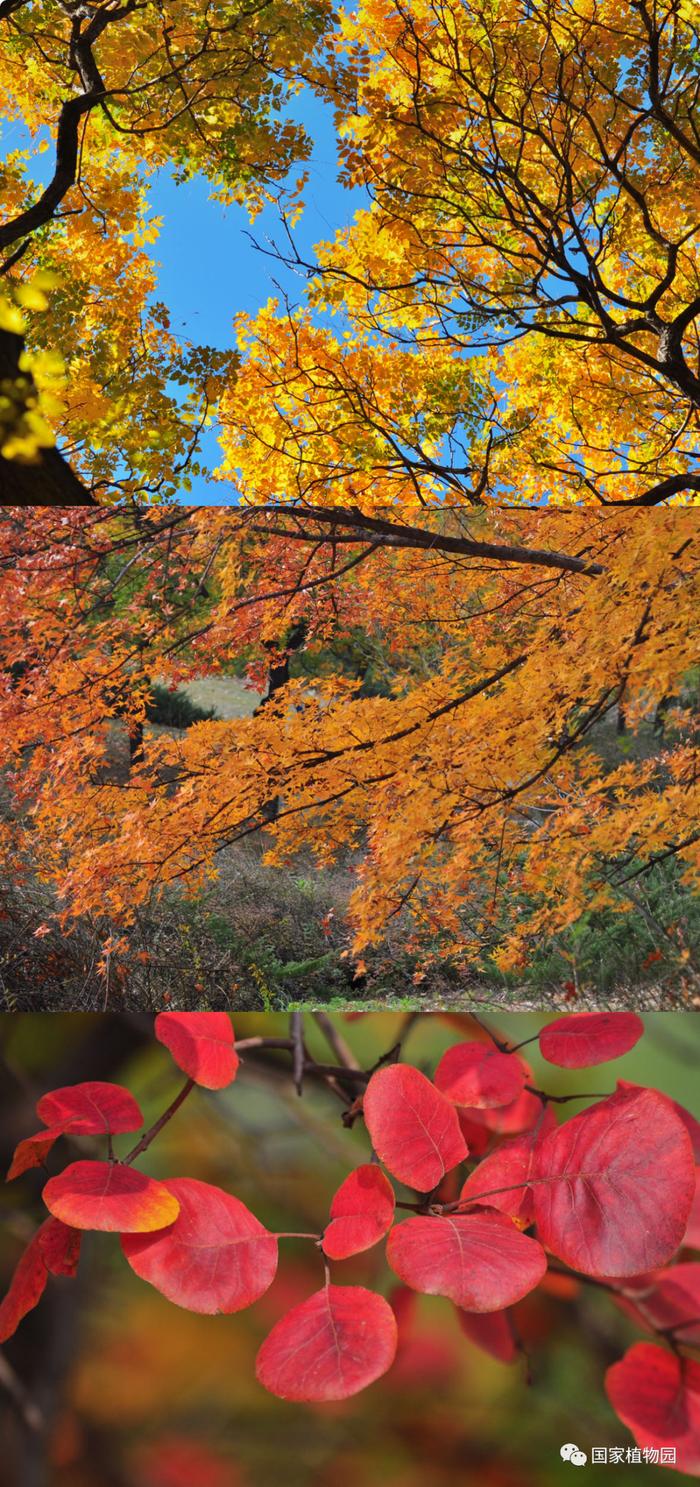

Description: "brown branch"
250 506 605 576
122 1077 195 1165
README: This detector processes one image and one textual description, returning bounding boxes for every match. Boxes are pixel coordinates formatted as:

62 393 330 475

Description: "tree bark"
0 330 95 505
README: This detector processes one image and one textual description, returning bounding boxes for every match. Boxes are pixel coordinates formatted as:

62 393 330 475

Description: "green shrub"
146 684 218 729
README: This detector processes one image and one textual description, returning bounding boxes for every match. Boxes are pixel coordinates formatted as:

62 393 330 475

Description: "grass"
0 833 696 1011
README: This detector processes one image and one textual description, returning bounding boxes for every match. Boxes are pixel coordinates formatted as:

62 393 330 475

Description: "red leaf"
434 1042 526 1109
539 1012 644 1068
7 1126 65 1181
606 1343 700 1476
36 1081 143 1134
135 1438 241 1487
8 1083 144 1181
532 1087 695 1276
322 1165 395 1260
462 1065 542 1137
618 1080 700 1162
155 1013 239 1090
0 1216 83 1344
456 1305 519 1364
628 1262 700 1346
684 1170 700 1249
0 1228 49 1343
362 1064 468 1191
459 1108 557 1226
121 1177 278 1313
255 1285 398 1401
386 1212 547 1311
37 1217 82 1276
389 1283 417 1335
456 1113 494 1157
43 1161 180 1233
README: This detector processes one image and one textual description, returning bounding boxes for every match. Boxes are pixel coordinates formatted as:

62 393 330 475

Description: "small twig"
290 1011 305 1097
234 1037 294 1053
0 1351 44 1434
397 1011 421 1048
123 1078 195 1165
313 1011 361 1070
303 1061 369 1082
461 1009 511 1053
508 1034 541 1053
525 1085 614 1103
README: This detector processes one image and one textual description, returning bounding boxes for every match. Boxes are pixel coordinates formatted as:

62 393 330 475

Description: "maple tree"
2 1009 700 1475
231 0 700 512
0 0 697 507
0 502 697 990
0 0 331 501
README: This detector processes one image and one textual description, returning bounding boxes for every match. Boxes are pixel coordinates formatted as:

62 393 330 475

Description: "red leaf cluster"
1 1006 698 1459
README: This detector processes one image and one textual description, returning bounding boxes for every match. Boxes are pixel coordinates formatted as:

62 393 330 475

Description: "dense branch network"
0 504 697 977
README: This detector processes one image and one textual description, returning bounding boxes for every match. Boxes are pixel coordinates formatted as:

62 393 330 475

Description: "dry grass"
0 838 690 1012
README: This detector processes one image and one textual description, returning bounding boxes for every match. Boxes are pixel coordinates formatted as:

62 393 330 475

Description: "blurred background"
1 1011 698 1487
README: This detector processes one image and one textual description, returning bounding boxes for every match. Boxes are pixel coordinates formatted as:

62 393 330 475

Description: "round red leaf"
43 1161 180 1233
463 1064 542 1137
256 1284 398 1401
121 1177 278 1313
539 1012 643 1069
606 1343 700 1476
36 1081 143 1134
155 1013 239 1090
635 1263 700 1346
618 1080 700 1162
434 1042 526 1109
459 1108 557 1226
363 1064 468 1191
322 1165 396 1260
532 1087 695 1277
386 1212 547 1312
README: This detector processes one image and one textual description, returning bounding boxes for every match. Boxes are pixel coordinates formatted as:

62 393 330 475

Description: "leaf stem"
276 1232 322 1242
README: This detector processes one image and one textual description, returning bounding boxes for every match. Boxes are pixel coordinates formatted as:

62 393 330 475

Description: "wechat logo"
561 1444 588 1467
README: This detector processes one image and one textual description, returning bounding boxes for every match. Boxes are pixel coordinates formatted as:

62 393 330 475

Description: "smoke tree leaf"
121 1178 278 1313
43 1161 181 1233
532 1088 695 1276
256 1285 398 1402
363 1064 468 1191
322 1165 395 1260
155 1014 239 1090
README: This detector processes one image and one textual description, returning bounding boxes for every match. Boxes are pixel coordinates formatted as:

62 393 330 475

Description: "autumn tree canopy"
0 503 697 985
0 0 331 500
0 0 698 507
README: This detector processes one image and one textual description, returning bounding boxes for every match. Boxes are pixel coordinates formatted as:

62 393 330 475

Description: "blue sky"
151 91 362 502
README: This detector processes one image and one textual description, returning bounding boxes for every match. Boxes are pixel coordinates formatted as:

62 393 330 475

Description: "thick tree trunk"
0 330 95 505
256 619 309 823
